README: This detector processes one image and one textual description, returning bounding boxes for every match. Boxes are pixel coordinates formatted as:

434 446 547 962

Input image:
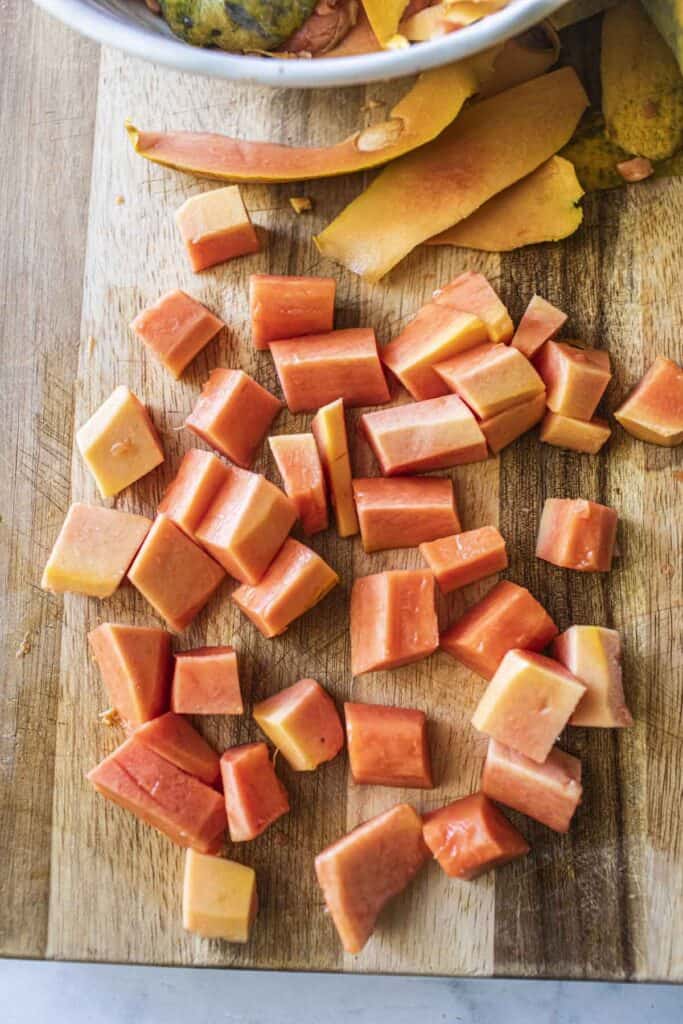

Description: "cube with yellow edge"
311 398 358 538
253 678 344 771
77 385 164 498
183 849 258 942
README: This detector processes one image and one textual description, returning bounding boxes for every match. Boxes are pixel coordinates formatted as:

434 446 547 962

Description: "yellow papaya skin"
360 0 409 45
314 68 588 282
427 156 584 251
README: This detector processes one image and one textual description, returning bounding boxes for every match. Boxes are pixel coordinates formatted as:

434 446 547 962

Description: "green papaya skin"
159 0 319 52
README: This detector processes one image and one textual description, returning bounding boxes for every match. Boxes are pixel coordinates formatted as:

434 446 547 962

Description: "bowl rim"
34 0 567 88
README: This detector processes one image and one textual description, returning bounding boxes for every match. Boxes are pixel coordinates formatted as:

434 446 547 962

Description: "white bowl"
35 0 567 88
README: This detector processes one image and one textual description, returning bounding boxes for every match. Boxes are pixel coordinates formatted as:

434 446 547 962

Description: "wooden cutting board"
1 3 681 980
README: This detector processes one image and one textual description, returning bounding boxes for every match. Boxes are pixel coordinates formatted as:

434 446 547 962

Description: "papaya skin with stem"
314 67 588 282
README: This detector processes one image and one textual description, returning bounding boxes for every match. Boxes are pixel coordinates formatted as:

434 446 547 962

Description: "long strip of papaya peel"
427 156 584 251
126 54 495 185
314 68 588 282
360 0 410 45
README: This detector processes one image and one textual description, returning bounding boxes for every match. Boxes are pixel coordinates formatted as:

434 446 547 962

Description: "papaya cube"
77 386 164 499
420 525 507 594
381 303 487 400
315 803 429 954
42 503 151 599
540 412 611 454
172 646 243 716
344 702 433 788
183 849 258 941
434 271 514 343
441 580 558 680
175 185 259 272
311 399 358 537
249 273 335 351
131 290 224 378
135 711 220 786
472 649 586 763
185 368 282 469
353 476 460 553
270 328 390 413
536 497 618 572
88 623 172 726
127 515 225 632
195 466 295 584
480 392 546 454
87 735 227 852
269 433 329 536
361 394 487 476
423 793 529 879
511 294 567 359
253 678 344 771
232 537 338 639
536 341 612 420
481 739 582 833
350 570 438 676
158 449 230 540
554 626 633 727
220 742 289 842
614 355 683 446
435 343 545 419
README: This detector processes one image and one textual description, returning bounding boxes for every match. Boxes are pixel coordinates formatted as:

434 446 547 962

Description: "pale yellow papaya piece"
602 0 683 161
427 156 584 251
641 0 683 75
361 0 410 45
315 68 588 282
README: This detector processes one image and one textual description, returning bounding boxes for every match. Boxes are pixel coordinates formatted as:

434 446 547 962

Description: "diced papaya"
315 803 429 953
130 290 224 378
353 476 460 553
269 433 329 536
41 503 151 599
614 355 683 446
270 328 390 413
175 186 259 272
220 742 289 842
311 399 359 537
172 646 243 716
540 412 611 454
127 515 225 632
253 678 344 771
419 526 507 594
535 341 612 421
472 649 586 763
433 272 513 343
158 449 230 540
422 792 529 879
441 579 558 680
435 342 545 419
554 626 633 727
511 294 568 359
361 394 487 476
536 497 618 572
194 466 296 584
481 739 582 833
249 274 336 351
88 623 172 727
183 849 258 941
87 735 227 853
480 392 546 454
232 537 339 638
344 702 433 788
350 570 438 675
381 304 487 401
135 712 221 786
185 368 282 468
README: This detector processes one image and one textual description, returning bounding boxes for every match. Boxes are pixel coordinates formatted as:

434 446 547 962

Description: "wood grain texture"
1 8 681 978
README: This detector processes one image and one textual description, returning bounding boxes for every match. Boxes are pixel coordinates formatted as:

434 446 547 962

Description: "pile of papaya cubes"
42 263 682 952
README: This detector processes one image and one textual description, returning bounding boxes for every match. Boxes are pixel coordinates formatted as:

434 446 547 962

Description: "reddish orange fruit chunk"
172 646 243 716
350 570 438 676
131 290 224 378
158 449 230 540
220 742 289 842
175 186 259 272
614 355 683 446
539 412 611 454
435 342 544 419
423 792 529 879
88 622 172 727
353 476 460 553
511 294 567 359
253 678 344 771
269 433 329 535
420 525 507 594
536 497 618 572
535 341 611 421
345 702 433 788
481 739 582 833
554 626 633 727
434 271 513 343
479 392 546 454
135 712 221 786
311 399 359 537
249 274 336 351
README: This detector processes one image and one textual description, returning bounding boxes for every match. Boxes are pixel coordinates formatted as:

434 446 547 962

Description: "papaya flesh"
427 156 584 251
315 68 588 281
360 0 409 45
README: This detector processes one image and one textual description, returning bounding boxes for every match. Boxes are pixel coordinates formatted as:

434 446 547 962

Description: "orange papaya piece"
353 476 460 553
158 449 230 540
433 271 513 344
539 412 611 454
535 341 611 421
350 569 438 675
481 739 582 833
269 433 329 535
249 274 336 351
419 525 507 594
172 646 243 716
344 702 433 788
220 742 289 842
253 678 344 771
423 792 529 879
311 399 359 537
435 342 544 419
135 712 221 786
536 497 618 572
183 849 258 942
554 626 633 728
479 392 547 454
511 293 568 359
175 186 259 272
360 0 409 44
614 355 683 446
131 290 224 378
88 622 172 727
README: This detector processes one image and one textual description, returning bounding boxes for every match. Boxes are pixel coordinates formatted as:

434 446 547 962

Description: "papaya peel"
427 156 584 251
314 67 588 281
641 0 683 75
360 0 410 45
